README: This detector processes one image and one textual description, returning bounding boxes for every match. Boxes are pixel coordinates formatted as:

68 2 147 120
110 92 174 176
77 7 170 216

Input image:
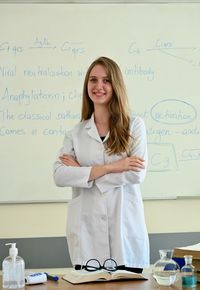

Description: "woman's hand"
59 154 80 167
107 156 145 173
89 156 145 181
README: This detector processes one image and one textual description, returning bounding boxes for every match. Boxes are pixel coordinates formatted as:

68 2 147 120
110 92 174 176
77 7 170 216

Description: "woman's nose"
96 80 103 89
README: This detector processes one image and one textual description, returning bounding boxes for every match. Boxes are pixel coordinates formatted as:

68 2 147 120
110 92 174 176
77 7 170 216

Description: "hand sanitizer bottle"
181 255 197 288
2 243 25 289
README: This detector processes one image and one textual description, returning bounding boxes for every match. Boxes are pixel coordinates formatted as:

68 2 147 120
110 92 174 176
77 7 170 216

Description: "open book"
62 268 148 284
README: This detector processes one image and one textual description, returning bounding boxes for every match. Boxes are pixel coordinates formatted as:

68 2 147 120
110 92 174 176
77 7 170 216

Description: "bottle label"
25 272 47 284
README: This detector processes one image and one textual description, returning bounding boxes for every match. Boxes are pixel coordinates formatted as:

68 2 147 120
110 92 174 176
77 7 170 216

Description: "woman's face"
87 64 113 107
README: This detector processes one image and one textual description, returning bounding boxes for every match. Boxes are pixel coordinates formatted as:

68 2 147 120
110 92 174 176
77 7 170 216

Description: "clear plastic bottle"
2 243 25 289
181 255 197 288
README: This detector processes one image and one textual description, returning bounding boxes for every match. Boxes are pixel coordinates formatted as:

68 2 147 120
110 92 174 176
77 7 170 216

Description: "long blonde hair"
81 56 132 155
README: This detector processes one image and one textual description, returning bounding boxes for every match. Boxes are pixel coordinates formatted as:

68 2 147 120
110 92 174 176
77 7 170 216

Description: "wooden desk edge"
1 273 199 290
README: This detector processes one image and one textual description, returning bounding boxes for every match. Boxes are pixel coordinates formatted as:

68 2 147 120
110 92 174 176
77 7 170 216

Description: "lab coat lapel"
85 114 101 142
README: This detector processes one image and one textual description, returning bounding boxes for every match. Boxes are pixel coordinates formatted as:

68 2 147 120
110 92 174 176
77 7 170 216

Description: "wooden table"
0 274 199 290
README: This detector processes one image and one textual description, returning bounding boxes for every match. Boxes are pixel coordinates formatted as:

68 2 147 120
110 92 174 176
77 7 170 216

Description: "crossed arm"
59 154 145 181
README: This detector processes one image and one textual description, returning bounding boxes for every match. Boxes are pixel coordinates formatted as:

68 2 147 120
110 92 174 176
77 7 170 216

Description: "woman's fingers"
129 157 145 169
59 154 80 167
127 156 145 171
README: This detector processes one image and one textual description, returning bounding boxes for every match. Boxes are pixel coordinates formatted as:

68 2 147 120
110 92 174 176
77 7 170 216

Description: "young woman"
54 56 149 273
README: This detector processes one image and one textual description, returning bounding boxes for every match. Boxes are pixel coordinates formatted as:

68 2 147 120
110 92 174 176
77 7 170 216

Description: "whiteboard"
0 3 200 202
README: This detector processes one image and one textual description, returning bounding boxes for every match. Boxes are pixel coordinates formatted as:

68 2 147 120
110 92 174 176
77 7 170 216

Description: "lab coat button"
101 215 107 221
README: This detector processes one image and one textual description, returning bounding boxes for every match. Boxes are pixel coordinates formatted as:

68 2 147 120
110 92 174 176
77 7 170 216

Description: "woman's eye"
89 78 97 83
89 78 110 84
104 79 110 83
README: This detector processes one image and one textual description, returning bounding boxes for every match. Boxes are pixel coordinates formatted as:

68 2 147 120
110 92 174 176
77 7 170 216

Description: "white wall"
1 199 200 238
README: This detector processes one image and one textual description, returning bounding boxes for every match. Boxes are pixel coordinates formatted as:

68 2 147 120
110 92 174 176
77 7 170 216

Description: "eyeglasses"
81 258 118 272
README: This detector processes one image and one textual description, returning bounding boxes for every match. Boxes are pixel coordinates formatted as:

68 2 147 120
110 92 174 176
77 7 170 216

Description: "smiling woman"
1 3 200 276
54 56 149 273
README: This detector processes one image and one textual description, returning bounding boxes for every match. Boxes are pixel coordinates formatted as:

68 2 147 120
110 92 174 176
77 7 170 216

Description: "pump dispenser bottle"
2 243 25 289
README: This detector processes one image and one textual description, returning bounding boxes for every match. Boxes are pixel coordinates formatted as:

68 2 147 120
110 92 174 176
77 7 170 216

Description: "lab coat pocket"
66 195 82 263
124 190 146 240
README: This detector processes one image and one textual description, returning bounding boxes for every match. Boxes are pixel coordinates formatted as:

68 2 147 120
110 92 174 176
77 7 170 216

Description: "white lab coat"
54 114 149 268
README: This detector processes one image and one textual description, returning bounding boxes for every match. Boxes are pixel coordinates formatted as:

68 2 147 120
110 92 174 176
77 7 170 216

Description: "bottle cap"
184 255 193 263
5 243 18 259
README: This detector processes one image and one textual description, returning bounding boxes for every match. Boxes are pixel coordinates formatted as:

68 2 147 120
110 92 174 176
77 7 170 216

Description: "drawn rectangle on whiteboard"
148 143 178 172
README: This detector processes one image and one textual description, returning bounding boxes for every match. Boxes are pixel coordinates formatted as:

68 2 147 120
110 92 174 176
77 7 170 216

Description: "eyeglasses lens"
86 259 101 271
104 259 117 271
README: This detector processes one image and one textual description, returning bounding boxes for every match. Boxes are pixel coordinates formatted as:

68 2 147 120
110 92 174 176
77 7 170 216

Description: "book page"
62 268 147 284
177 243 200 251
62 268 110 284
111 270 147 280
